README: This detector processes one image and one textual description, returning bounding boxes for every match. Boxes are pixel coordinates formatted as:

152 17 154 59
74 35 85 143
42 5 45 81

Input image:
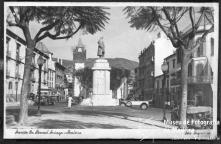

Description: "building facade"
137 42 154 100
113 77 128 100
136 32 175 101
154 18 215 108
54 59 66 101
6 29 51 102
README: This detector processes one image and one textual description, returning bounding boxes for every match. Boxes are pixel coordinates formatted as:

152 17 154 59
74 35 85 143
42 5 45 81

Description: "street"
6 102 172 129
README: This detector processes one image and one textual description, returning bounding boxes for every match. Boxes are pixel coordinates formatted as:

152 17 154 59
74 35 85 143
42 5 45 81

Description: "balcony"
188 76 213 84
6 51 11 58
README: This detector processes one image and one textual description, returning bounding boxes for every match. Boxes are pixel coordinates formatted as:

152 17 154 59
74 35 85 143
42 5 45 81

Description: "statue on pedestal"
97 37 105 58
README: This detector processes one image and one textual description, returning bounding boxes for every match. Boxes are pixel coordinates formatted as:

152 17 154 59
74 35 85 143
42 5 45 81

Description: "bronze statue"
97 37 105 58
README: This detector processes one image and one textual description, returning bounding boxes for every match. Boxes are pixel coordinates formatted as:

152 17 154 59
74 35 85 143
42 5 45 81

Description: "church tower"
72 38 86 97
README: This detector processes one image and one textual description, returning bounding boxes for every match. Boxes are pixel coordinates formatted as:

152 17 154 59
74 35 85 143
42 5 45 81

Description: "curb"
114 115 177 129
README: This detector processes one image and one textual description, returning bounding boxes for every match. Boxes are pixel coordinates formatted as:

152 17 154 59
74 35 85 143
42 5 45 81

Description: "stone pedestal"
80 58 118 106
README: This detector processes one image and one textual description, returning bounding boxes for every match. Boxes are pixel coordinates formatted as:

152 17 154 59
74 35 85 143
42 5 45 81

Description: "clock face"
75 63 84 70
78 48 82 52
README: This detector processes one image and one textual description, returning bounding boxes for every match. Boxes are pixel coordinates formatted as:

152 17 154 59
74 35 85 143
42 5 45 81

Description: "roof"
36 42 52 54
181 12 213 37
55 62 66 70
164 53 176 60
6 29 49 59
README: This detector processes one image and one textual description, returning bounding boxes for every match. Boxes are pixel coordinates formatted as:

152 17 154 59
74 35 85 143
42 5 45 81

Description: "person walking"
68 96 73 108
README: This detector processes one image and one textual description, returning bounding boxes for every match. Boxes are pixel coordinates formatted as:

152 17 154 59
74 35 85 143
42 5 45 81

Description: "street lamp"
36 56 45 116
161 60 168 122
15 78 18 102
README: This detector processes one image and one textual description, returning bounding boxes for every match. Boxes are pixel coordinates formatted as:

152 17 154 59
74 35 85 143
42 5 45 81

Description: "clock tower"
72 38 86 97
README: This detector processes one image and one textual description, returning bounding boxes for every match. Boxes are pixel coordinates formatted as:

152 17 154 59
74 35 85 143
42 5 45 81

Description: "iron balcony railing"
187 76 213 84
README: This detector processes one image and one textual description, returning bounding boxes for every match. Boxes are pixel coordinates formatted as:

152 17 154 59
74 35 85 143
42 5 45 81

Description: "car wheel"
120 103 126 107
140 103 148 110
126 101 132 107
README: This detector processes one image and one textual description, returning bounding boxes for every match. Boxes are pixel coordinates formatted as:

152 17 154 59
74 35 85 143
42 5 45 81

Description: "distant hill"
58 58 138 72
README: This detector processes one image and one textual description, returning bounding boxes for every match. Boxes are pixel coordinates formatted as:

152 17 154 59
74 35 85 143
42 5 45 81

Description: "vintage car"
119 98 152 110
34 95 57 105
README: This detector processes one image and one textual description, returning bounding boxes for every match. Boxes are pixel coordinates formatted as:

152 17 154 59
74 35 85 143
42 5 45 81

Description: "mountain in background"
54 58 138 72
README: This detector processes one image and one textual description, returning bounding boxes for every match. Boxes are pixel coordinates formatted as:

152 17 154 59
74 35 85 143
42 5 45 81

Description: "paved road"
6 102 172 129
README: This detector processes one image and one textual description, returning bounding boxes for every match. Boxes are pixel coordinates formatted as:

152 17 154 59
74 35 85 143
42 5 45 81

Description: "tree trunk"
72 63 75 97
18 26 35 125
179 50 189 129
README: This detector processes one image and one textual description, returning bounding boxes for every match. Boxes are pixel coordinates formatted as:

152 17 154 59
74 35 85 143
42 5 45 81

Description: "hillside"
59 58 138 72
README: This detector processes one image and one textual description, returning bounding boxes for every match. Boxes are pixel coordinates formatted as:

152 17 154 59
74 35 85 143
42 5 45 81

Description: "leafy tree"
7 6 109 125
75 67 130 92
110 68 130 90
75 67 93 94
124 6 214 128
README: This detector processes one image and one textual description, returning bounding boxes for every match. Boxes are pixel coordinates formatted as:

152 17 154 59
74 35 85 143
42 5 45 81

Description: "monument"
80 37 118 106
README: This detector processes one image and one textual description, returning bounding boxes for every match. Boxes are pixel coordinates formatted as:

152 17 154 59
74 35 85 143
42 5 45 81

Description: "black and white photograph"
3 2 219 139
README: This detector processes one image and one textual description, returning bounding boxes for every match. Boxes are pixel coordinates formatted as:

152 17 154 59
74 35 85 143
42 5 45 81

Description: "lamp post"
36 56 45 116
161 60 168 122
15 78 18 102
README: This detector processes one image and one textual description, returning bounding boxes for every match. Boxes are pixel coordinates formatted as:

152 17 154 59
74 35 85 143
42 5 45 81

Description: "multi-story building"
137 32 175 101
185 25 214 107
137 42 154 100
54 58 66 101
154 53 181 108
154 16 215 108
46 51 56 96
164 53 181 107
72 38 86 97
6 29 50 102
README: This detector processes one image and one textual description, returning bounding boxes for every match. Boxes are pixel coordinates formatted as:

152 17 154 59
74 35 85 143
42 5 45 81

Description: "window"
211 38 214 56
16 63 19 78
172 59 176 68
196 63 204 76
167 62 169 72
16 43 21 60
6 37 10 51
188 63 192 76
197 38 205 57
8 81 13 90
15 82 18 90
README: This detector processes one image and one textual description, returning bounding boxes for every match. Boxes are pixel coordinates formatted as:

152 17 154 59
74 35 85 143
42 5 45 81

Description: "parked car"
34 95 57 106
119 99 152 110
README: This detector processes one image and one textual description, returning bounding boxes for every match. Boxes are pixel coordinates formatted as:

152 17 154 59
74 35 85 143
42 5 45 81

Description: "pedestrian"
68 96 73 108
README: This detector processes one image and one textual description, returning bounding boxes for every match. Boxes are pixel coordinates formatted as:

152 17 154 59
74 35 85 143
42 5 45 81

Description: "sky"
30 7 160 62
